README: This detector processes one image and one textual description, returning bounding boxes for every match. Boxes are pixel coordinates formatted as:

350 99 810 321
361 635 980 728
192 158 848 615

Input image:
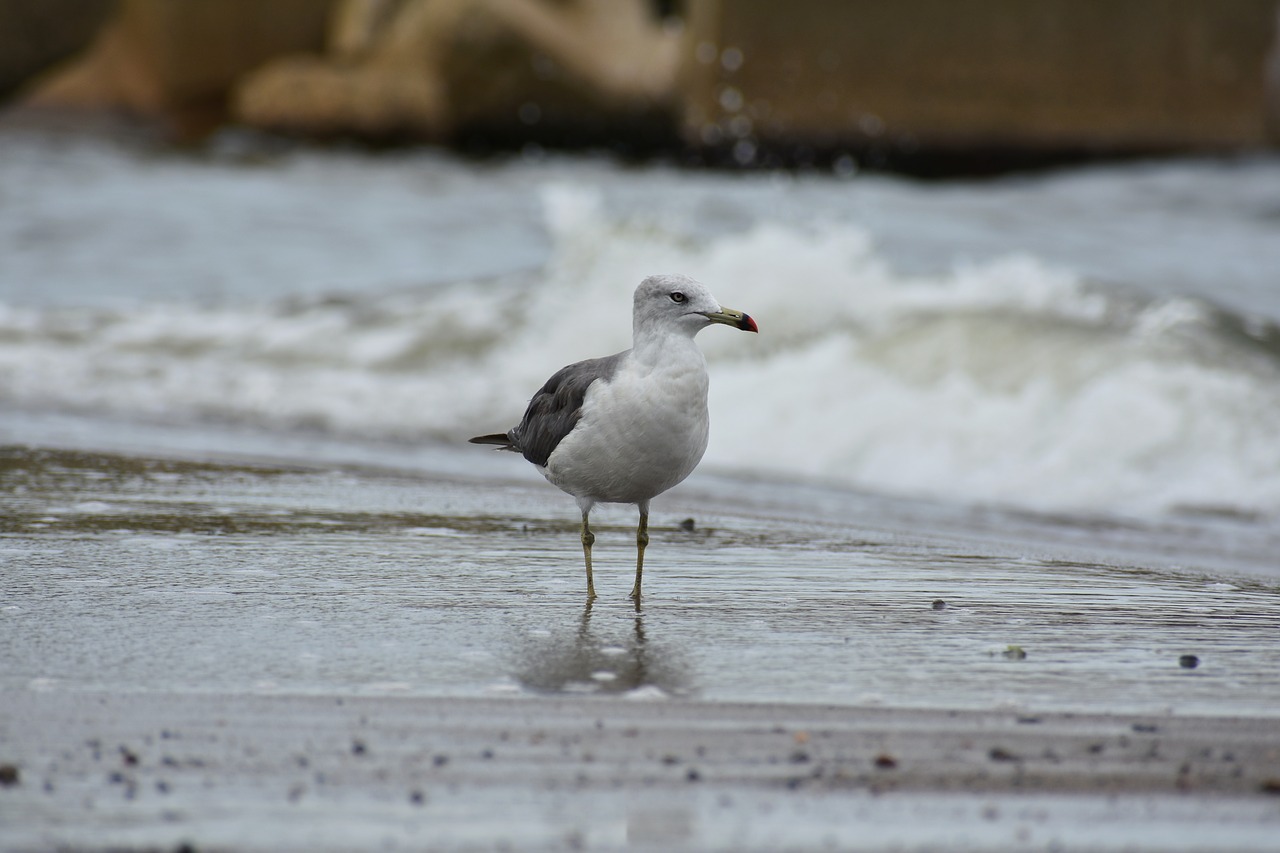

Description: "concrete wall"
681 0 1280 155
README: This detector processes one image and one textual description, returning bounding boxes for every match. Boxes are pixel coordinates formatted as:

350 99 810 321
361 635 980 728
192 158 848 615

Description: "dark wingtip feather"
468 433 513 446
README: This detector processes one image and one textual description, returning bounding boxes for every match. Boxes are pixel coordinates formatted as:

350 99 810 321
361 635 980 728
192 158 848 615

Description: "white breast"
543 349 711 505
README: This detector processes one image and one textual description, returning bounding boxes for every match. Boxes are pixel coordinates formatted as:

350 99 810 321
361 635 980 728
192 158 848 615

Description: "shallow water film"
5 444 1278 715
4 441 1280 851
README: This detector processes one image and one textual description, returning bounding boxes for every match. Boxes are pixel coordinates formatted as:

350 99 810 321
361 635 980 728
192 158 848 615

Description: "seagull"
470 274 757 603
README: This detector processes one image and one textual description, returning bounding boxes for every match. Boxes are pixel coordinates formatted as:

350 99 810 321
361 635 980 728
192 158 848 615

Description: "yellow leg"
629 508 648 604
581 510 597 600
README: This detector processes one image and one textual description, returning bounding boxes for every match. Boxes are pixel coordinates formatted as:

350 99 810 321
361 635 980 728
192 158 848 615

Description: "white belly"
542 356 710 505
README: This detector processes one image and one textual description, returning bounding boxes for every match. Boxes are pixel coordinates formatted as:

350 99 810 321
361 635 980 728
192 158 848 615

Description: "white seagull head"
632 274 758 341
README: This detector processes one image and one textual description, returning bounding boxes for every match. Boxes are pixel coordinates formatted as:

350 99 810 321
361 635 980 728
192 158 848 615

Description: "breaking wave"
3 183 1279 519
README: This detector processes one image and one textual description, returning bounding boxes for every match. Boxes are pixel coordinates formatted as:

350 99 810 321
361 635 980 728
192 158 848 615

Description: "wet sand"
4 691 1280 851
2 426 1280 849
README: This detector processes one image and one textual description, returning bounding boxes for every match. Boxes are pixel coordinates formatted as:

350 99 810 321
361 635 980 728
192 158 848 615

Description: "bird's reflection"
514 601 689 696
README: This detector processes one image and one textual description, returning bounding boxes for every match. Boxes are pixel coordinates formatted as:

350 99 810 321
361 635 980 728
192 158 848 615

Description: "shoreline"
4 690 1279 850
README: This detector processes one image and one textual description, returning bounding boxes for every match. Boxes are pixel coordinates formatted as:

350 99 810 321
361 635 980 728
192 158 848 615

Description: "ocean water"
3 127 1279 522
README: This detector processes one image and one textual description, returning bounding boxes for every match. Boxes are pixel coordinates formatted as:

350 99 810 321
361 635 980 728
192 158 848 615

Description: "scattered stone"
119 745 139 766
988 747 1019 762
789 750 811 764
432 754 449 767
1132 722 1159 733
1260 779 1280 795
1179 655 1200 669
0 764 19 786
873 754 897 769
409 789 426 805
351 739 367 756
679 518 696 532
686 768 701 782
931 599 947 610
1002 645 1027 660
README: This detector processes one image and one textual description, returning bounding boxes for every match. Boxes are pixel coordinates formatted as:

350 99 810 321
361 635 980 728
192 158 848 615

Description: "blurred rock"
12 0 1275 163
330 0 405 59
0 0 112 100
681 0 1280 163
234 0 680 141
234 58 448 138
23 0 333 130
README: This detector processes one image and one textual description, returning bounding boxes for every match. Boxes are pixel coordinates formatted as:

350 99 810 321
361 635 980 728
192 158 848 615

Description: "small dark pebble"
1002 646 1027 660
351 739 367 756
1179 655 1200 669
678 518 696 532
120 746 139 766
789 750 810 764
661 754 681 765
1016 716 1042 725
873 754 897 769
686 768 701 782
989 747 1019 762
1132 723 1159 733
409 789 426 805
1260 779 1280 795
481 749 494 760
785 777 804 790
0 764 19 786
433 754 449 767
931 599 946 610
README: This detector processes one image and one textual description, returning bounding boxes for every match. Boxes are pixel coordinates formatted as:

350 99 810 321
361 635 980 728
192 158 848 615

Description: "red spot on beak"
742 313 759 333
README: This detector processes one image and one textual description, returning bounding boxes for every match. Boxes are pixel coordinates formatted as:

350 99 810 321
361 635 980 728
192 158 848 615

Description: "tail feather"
469 433 515 450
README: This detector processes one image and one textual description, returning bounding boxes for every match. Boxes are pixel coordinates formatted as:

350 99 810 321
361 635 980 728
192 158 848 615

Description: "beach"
2 430 1280 850
2 126 1280 849
6 690 1280 851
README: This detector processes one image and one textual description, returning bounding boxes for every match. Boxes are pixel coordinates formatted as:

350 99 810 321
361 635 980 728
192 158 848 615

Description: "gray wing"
509 351 627 467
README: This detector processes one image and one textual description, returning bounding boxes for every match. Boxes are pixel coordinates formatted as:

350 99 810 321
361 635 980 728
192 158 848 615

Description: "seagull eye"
669 292 686 304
